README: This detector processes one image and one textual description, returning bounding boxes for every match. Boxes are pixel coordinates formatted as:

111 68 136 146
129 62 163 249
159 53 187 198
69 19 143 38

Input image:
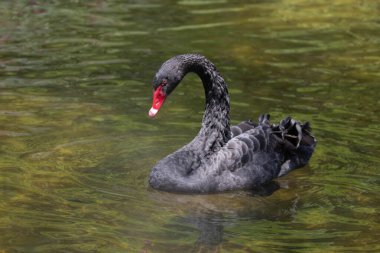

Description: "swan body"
148 54 316 193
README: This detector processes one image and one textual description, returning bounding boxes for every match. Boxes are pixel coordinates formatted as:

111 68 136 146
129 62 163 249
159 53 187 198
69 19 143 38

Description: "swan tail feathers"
271 116 316 149
270 116 317 177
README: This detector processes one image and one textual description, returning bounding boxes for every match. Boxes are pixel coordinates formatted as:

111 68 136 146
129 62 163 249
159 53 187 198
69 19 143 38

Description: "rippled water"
1 0 379 252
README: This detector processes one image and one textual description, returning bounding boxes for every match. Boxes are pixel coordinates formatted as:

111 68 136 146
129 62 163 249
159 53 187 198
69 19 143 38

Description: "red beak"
148 86 166 118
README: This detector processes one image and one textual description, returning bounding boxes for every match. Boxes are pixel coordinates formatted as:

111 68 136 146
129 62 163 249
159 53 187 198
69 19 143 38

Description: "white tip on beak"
149 107 158 118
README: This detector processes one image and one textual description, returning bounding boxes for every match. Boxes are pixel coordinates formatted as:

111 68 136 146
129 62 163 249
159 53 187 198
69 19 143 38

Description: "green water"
1 0 379 252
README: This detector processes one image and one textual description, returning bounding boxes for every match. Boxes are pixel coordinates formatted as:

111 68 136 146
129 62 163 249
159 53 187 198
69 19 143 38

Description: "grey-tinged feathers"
149 54 316 193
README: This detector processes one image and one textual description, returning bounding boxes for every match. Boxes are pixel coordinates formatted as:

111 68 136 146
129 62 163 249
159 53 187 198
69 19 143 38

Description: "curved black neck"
176 54 231 154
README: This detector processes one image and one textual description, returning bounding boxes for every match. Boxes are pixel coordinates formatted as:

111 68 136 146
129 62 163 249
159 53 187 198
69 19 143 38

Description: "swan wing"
231 120 257 137
211 114 316 187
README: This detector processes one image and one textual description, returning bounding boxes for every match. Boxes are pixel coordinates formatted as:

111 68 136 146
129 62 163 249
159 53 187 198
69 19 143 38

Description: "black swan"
148 54 316 193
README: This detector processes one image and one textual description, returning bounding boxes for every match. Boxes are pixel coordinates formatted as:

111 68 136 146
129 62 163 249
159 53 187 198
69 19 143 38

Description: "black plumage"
148 54 316 193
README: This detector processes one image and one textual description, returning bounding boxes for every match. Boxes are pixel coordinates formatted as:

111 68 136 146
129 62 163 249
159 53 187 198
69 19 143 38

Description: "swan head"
149 57 184 118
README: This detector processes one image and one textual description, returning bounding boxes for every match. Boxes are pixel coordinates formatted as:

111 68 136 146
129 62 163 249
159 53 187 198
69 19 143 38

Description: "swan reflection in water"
148 181 300 252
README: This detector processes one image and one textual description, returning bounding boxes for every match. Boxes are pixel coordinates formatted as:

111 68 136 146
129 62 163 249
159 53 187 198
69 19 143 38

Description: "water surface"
1 0 380 252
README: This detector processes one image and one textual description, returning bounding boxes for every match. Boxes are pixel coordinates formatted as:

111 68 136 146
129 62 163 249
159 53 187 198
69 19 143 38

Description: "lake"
1 0 379 252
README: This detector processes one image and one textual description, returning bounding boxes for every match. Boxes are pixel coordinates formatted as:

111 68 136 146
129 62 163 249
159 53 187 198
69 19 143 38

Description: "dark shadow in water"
250 181 281 197
191 182 280 252
151 181 281 252
188 215 224 253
